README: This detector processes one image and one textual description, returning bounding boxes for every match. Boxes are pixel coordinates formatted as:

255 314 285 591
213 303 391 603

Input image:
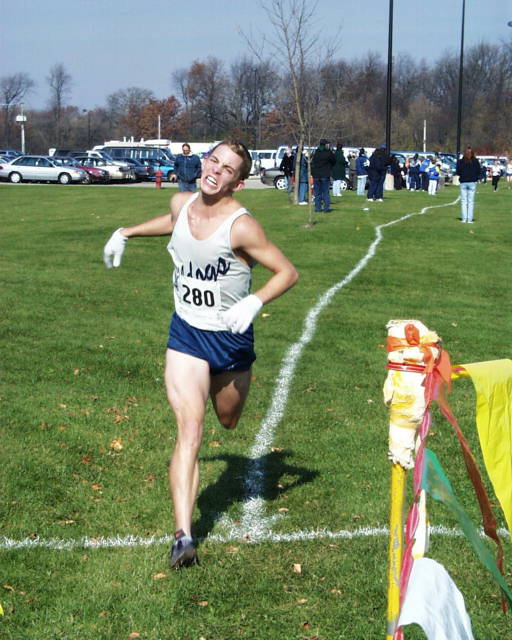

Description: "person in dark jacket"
367 146 390 201
279 147 295 192
455 146 481 223
173 143 202 192
332 142 348 196
408 154 421 191
311 139 336 212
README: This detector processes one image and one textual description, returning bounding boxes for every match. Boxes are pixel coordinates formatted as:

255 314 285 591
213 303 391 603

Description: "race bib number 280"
177 275 221 311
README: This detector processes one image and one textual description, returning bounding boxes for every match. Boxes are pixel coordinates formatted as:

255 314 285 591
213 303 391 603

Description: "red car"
52 156 110 183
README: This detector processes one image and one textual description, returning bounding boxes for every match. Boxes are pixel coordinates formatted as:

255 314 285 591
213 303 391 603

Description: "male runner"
103 140 299 568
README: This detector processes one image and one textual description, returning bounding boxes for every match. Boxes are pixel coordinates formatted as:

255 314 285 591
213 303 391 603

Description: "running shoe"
169 529 199 569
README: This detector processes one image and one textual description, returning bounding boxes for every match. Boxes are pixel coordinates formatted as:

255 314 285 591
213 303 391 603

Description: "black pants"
492 175 500 190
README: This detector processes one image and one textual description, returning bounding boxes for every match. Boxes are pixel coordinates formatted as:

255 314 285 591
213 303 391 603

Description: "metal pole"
385 0 394 152
456 0 466 158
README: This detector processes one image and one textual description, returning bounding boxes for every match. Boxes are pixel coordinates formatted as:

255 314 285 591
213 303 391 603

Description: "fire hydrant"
155 168 163 189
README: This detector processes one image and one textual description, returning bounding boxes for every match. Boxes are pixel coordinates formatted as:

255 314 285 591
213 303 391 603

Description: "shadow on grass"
194 449 318 538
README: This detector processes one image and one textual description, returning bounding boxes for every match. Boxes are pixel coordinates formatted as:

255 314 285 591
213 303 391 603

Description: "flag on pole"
398 557 474 640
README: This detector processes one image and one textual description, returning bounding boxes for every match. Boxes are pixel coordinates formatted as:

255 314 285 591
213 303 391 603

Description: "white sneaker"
298 201 308 205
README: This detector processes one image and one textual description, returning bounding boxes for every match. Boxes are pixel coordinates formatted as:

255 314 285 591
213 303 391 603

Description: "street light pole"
385 0 394 153
455 0 466 159
15 104 27 154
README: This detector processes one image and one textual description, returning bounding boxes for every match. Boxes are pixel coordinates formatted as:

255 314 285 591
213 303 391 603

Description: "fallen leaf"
197 600 208 607
208 441 220 447
278 507 289 512
331 588 342 595
81 455 92 464
293 563 302 574
302 621 310 629
59 403 67 408
98 609 108 617
271 446 283 452
297 598 308 604
128 634 140 639
110 437 123 451
261 312 271 317
152 572 168 580
91 483 102 491
73 368 80 376
2 585 15 591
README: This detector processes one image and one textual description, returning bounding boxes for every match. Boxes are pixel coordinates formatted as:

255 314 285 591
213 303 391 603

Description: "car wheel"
58 173 71 184
9 172 22 183
274 176 287 190
81 175 91 184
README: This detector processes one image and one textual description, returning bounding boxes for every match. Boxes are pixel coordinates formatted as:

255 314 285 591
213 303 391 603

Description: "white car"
0 155 87 184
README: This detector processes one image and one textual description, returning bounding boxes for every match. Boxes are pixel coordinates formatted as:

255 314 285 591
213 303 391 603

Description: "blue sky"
2 0 511 110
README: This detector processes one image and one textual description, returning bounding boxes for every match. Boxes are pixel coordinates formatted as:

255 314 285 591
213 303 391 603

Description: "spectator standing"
505 158 512 189
173 143 202 192
279 147 295 193
427 160 440 195
348 153 357 190
332 143 348 197
419 156 430 191
455 146 481 223
311 139 336 213
367 146 390 202
390 155 403 190
298 150 309 204
491 159 502 192
408 154 421 191
355 148 368 196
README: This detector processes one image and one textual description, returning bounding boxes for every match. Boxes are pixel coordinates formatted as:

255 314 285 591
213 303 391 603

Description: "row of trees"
2 10 511 155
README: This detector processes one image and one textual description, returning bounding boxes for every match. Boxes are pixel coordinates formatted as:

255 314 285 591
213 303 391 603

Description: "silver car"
0 155 87 184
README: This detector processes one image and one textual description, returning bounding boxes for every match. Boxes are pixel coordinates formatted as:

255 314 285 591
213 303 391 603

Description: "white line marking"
232 198 460 539
2 525 507 551
3 197 464 552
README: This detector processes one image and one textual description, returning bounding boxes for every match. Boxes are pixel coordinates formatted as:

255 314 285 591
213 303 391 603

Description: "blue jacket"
427 165 440 181
356 155 368 176
174 153 202 182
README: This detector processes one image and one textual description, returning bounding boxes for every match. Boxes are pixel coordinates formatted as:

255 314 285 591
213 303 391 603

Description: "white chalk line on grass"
1 525 508 551
224 197 461 541
3 198 462 553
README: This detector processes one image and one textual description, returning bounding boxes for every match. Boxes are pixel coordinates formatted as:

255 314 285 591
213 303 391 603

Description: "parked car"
118 157 154 181
260 166 288 189
137 157 176 182
0 155 87 184
52 156 110 183
0 148 22 160
260 166 351 191
72 154 135 181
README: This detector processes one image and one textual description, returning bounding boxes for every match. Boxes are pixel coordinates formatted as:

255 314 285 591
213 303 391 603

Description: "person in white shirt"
103 141 298 569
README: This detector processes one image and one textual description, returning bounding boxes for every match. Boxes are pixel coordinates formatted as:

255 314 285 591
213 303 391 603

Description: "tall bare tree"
47 64 72 145
0 72 35 147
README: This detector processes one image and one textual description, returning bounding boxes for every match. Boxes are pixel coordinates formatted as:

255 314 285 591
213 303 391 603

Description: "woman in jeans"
455 147 482 224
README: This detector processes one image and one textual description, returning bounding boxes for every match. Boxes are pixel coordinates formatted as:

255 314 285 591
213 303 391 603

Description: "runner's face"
201 145 244 195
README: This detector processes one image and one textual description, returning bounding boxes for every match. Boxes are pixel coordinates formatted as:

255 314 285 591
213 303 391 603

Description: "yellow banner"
461 360 512 533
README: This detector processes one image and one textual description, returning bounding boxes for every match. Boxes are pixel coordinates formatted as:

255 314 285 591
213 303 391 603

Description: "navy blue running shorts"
167 313 256 375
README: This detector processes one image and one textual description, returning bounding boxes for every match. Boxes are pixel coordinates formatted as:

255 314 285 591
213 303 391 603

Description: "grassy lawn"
1 181 511 639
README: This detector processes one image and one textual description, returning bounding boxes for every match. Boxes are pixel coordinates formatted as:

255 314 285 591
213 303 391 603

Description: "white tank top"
167 193 252 331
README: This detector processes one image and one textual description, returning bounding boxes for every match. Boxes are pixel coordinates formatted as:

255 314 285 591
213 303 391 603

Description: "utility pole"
15 104 27 154
455 0 466 158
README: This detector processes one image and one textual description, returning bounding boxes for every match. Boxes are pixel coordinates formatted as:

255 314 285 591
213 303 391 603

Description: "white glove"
222 294 263 333
103 228 127 268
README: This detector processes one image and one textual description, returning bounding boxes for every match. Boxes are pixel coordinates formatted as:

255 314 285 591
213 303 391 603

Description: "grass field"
1 180 511 639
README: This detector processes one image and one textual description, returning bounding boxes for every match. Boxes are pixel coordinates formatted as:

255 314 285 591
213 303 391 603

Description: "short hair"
211 140 252 180
182 143 191 151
